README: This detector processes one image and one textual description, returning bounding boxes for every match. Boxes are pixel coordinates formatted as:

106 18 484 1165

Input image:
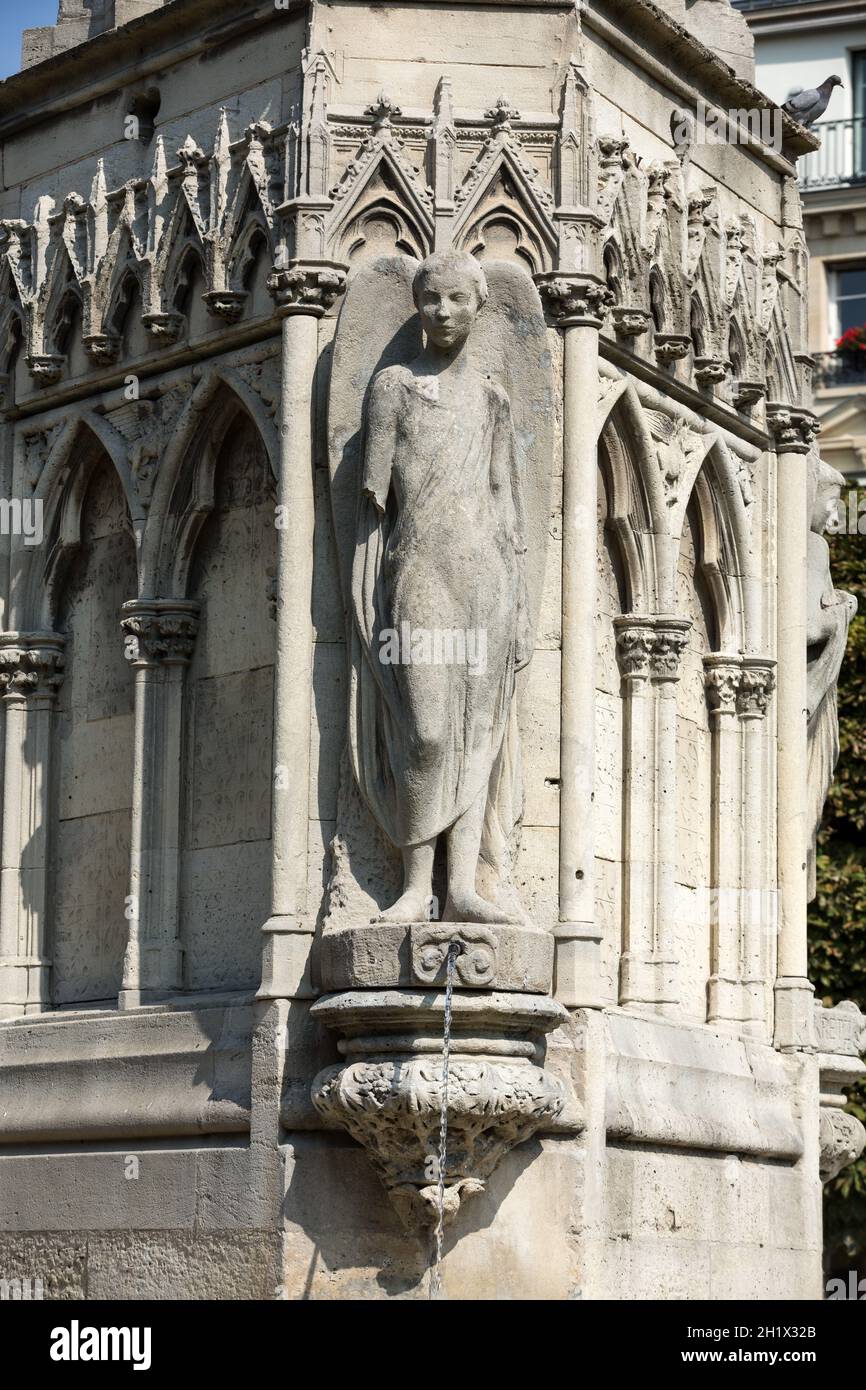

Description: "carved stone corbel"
311 990 572 1231
815 1001 866 1183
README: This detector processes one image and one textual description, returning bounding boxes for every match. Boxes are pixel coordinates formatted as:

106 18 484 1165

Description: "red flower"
836 325 866 353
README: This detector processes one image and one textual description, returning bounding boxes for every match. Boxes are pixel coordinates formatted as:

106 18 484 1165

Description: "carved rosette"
120 600 200 667
535 273 612 329
410 924 497 987
311 989 575 1231
614 615 690 683
0 633 65 702
268 261 347 318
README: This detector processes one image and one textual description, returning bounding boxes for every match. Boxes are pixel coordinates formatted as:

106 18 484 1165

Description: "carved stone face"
812 471 842 535
415 265 482 350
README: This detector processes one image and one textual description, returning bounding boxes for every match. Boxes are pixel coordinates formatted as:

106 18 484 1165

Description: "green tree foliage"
808 487 866 1269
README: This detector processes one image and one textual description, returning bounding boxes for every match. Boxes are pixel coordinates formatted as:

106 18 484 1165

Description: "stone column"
536 275 610 1008
615 614 690 1013
738 659 776 1036
768 406 818 1051
259 261 346 1001
703 655 776 1032
118 600 199 1008
0 633 65 1018
704 656 744 1027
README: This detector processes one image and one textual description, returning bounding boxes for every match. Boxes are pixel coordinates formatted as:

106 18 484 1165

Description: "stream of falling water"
428 941 461 1301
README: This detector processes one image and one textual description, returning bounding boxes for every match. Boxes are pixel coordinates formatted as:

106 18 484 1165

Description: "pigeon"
782 75 843 127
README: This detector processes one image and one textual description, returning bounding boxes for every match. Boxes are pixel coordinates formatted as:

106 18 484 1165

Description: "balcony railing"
812 350 866 389
799 117 866 191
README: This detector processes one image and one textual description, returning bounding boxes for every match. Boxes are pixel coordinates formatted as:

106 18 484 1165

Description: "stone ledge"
0 1004 253 1143
605 1010 804 1159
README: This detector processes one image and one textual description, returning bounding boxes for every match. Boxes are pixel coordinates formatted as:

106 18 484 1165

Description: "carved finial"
433 75 454 131
212 109 231 227
365 92 402 132
485 96 520 131
558 60 593 211
305 55 331 199
177 134 204 166
89 159 108 263
214 107 231 161
430 76 457 236
150 134 167 187
90 157 107 209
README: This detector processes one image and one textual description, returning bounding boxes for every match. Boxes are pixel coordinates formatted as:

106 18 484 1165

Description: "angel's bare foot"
375 890 433 924
443 891 522 926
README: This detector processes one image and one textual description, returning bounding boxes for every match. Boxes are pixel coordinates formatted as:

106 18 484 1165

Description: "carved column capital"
535 272 612 329
267 260 348 318
121 600 200 667
703 657 741 717
649 618 691 681
0 632 65 702
704 655 776 720
614 617 655 680
766 404 819 455
614 615 690 682
736 660 776 719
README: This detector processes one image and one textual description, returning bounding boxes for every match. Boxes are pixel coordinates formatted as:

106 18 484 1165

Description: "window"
855 50 865 176
829 263 866 342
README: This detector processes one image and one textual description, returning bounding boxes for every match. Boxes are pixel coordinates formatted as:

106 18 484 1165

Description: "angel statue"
806 454 857 899
327 250 552 928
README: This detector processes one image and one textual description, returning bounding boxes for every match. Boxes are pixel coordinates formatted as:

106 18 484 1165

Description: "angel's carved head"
809 455 845 536
412 251 488 351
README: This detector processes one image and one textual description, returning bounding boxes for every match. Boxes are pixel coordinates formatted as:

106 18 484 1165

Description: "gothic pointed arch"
173 391 277 991
24 413 137 631
144 366 278 597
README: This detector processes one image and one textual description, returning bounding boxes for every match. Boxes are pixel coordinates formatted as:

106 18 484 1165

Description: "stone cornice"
587 0 818 164
0 0 816 180
0 0 295 135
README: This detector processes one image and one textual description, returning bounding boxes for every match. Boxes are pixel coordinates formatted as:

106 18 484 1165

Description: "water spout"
429 939 462 1299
